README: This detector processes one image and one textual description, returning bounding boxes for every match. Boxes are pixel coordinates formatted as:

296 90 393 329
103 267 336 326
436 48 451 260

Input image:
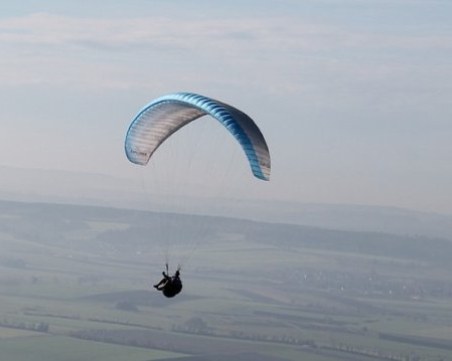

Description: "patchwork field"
1 200 452 361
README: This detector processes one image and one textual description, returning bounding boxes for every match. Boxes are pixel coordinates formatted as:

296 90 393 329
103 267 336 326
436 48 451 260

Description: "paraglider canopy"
125 92 271 298
125 92 271 181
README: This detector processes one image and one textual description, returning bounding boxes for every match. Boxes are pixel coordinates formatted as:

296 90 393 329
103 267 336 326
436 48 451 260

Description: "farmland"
1 200 452 361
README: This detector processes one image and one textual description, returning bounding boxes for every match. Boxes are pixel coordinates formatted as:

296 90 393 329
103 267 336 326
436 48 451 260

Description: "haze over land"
3 166 452 240
1 199 452 361
1 0 452 214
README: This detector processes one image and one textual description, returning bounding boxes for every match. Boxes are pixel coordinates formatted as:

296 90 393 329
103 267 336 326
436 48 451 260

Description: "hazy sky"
0 0 451 214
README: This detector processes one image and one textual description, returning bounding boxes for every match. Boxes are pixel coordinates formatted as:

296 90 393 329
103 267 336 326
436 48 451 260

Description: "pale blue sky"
0 0 451 213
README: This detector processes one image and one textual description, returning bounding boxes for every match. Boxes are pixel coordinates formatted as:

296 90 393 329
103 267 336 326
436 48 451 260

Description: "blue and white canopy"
125 92 271 181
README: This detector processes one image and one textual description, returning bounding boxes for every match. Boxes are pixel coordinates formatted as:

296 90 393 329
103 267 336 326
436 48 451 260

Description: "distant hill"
249 201 452 240
2 166 452 240
1 199 451 267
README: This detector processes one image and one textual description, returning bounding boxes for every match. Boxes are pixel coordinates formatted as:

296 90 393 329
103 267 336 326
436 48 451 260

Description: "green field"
1 200 452 361
0 335 183 361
